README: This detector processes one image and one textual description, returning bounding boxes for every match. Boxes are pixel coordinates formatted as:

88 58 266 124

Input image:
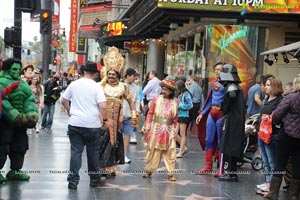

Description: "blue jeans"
67 125 101 186
258 134 278 182
41 103 55 129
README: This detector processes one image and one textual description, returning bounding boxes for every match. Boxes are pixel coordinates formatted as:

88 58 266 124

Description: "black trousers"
0 120 28 170
274 131 300 179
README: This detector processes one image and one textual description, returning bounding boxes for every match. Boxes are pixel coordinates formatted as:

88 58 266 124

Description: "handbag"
258 114 273 144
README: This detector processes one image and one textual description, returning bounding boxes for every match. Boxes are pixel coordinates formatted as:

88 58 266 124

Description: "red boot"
196 149 213 175
214 153 224 177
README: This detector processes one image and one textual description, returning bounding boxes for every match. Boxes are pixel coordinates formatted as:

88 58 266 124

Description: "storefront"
100 0 300 94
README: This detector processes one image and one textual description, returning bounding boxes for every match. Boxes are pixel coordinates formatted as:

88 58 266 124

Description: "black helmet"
219 64 241 83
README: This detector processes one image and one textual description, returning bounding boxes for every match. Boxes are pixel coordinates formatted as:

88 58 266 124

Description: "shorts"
178 117 190 124
121 119 135 136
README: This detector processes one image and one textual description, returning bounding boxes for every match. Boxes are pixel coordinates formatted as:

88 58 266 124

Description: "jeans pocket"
68 125 78 136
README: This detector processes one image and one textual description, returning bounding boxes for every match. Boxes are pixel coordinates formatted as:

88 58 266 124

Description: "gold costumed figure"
99 47 137 176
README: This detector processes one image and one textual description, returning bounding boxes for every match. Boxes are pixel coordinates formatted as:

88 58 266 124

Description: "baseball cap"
125 68 139 76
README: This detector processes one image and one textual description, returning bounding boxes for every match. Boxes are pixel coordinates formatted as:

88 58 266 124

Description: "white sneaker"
130 134 137 144
256 183 267 190
124 156 131 164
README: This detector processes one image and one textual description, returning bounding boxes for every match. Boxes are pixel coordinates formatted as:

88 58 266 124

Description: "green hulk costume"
0 58 38 184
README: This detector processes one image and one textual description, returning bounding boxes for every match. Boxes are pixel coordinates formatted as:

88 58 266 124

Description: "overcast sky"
0 0 71 42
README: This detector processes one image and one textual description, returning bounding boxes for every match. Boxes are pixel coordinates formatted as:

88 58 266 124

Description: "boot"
289 179 300 200
6 170 30 181
196 149 213 175
0 173 7 184
214 153 224 177
264 176 282 199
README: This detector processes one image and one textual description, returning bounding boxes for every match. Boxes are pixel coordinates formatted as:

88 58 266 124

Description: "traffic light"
40 9 52 34
53 59 57 65
4 27 20 47
4 28 15 46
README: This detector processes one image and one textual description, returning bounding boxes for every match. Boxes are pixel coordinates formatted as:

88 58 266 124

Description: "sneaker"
90 176 106 187
256 183 267 190
68 183 77 190
125 156 131 164
257 183 269 192
129 134 137 144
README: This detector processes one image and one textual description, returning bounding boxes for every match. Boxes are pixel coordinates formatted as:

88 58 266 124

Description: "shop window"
285 32 300 45
187 36 194 51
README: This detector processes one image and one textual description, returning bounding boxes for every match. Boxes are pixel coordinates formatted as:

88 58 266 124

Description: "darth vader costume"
218 64 245 182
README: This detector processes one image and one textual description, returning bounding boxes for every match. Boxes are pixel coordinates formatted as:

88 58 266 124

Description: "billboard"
100 21 129 37
157 0 300 14
52 0 60 25
52 25 61 47
206 25 259 96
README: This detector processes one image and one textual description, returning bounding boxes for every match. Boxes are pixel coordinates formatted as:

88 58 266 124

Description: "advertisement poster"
52 25 61 47
52 0 60 25
206 25 259 95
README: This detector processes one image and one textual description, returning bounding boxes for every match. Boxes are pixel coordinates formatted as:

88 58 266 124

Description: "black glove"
14 114 27 127
26 115 38 128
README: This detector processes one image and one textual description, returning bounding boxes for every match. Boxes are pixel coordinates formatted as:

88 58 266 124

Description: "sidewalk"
0 104 289 200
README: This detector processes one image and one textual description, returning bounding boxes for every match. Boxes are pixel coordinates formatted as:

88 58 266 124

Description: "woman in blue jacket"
176 79 193 158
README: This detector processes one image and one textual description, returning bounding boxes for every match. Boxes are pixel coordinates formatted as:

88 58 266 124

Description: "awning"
78 25 100 39
100 35 146 49
260 41 300 56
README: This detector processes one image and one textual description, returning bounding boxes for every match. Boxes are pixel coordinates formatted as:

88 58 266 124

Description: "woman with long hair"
175 79 193 158
265 74 300 199
29 75 44 133
256 77 283 195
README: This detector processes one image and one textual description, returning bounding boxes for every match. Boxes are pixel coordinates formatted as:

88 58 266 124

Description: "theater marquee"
157 0 300 14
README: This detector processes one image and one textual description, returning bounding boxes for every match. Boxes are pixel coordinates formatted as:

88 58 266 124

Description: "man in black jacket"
41 76 62 130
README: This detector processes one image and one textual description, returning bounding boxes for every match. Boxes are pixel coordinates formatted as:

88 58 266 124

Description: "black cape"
220 83 245 159
99 128 125 168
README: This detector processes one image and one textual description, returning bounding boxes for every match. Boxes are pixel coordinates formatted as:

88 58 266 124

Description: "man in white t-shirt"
61 61 107 190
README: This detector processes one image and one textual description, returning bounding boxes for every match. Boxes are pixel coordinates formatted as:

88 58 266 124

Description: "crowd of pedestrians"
0 53 300 199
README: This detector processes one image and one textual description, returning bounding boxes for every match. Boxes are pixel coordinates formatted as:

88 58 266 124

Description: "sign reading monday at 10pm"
157 0 300 14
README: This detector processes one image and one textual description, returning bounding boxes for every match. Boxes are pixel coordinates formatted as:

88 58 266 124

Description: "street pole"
41 0 52 82
13 0 22 60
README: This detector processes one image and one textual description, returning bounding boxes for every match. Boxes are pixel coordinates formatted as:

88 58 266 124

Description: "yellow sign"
157 0 300 14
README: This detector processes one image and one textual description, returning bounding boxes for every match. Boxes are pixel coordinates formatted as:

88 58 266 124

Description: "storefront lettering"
232 0 263 6
158 0 209 4
158 0 263 6
219 26 248 54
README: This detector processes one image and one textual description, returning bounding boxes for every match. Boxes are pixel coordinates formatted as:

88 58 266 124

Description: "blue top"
178 91 193 118
201 80 225 116
188 82 203 104
139 86 144 101
246 84 263 116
